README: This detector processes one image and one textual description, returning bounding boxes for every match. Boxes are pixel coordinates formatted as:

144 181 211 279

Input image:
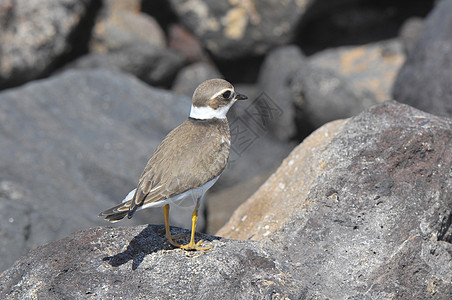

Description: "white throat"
189 100 236 120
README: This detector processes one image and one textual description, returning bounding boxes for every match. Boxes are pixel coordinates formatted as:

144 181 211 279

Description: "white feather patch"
189 100 236 120
122 188 136 203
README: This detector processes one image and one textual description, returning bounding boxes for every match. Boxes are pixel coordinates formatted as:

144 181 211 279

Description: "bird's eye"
222 90 232 99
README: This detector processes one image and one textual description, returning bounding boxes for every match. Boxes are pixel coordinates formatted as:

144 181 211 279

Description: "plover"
99 79 247 250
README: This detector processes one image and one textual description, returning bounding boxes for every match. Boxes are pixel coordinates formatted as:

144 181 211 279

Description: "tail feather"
99 202 130 223
99 188 138 222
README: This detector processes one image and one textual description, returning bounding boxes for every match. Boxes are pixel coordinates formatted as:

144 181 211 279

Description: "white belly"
122 175 220 211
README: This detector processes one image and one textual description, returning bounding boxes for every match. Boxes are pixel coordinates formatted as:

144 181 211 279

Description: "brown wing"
128 118 230 215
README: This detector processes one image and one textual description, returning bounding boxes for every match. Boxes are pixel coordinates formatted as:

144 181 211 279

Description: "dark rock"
309 39 405 102
399 17 425 56
0 69 195 272
65 43 184 87
169 0 311 60
172 62 222 97
168 24 209 63
80 0 180 87
2 102 451 298
89 0 166 53
0 226 302 298
393 0 452 118
297 1 434 54
257 46 306 141
141 0 178 32
290 63 378 130
0 0 98 89
220 101 452 298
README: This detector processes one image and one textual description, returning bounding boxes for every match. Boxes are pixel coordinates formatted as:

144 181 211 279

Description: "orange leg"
163 204 185 247
180 205 212 251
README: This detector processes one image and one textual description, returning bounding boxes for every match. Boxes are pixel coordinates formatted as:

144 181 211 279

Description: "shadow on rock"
103 225 220 270
103 225 170 270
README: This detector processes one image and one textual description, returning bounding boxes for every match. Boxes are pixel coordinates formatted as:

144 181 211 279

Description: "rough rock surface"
217 119 347 240
207 171 272 234
1 102 451 299
0 225 302 299
0 0 98 89
220 101 452 298
169 0 310 59
393 0 452 118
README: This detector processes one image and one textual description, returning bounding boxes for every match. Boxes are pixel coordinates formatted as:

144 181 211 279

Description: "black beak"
235 92 248 101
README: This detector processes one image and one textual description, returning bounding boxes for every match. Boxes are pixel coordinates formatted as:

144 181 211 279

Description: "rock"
309 39 405 102
0 225 301 298
257 46 306 141
297 1 434 54
290 63 378 131
393 0 452 118
399 17 425 56
2 101 451 298
141 0 178 32
217 118 347 240
220 101 452 298
0 0 98 89
65 43 184 87
0 69 195 272
172 62 222 97
169 0 310 59
89 0 166 53
207 171 272 234
168 24 209 63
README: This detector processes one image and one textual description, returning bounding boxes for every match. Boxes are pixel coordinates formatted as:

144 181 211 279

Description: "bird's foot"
165 232 187 248
180 239 212 251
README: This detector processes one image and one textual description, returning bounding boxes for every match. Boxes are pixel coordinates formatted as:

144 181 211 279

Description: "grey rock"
290 63 378 130
0 226 302 299
0 0 97 89
172 62 222 97
309 39 405 102
221 101 452 298
169 0 311 59
65 43 185 87
398 17 425 56
0 69 194 272
207 171 271 234
257 45 306 141
1 102 451 299
89 1 166 53
393 0 452 118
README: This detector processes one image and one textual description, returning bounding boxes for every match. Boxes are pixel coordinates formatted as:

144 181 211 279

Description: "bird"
99 79 247 250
